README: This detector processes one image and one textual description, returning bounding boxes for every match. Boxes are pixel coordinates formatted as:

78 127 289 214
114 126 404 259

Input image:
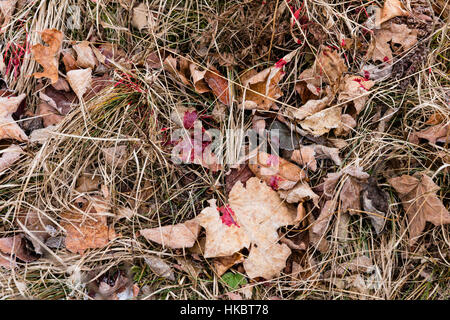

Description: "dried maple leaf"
299 106 342 136
140 220 200 249
375 0 410 26
388 173 450 244
67 68 92 99
0 94 28 141
196 177 296 279
241 50 297 110
61 196 116 254
0 144 21 174
248 152 307 190
338 75 375 116
73 41 98 69
32 29 63 84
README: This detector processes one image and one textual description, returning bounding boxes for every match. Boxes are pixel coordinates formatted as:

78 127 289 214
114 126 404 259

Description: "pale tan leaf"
299 107 342 136
73 41 98 69
0 94 28 141
131 2 156 31
140 220 200 249
0 144 21 174
338 75 375 115
213 253 244 276
375 0 410 26
278 182 319 205
67 68 92 99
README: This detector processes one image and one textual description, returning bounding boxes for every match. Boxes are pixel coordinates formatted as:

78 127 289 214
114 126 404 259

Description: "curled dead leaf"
32 29 63 84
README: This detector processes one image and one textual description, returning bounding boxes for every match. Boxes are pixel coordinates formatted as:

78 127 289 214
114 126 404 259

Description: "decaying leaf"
0 234 39 268
17 210 55 255
225 164 255 194
389 173 450 245
0 144 21 174
204 67 230 105
0 94 28 141
366 23 418 64
132 2 157 31
102 145 128 168
299 107 342 136
196 177 296 279
170 105 198 129
375 0 410 26
0 0 17 33
66 68 92 99
289 88 333 121
248 152 307 190
290 144 342 171
361 178 390 234
338 75 375 115
299 46 347 95
73 41 98 69
75 174 101 193
213 253 245 277
241 51 296 110
278 182 319 205
309 200 336 252
144 255 175 281
409 123 449 145
32 29 63 84
140 220 201 249
37 101 64 127
61 196 116 254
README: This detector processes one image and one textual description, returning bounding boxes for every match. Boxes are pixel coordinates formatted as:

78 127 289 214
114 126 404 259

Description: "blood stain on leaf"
31 29 63 84
248 152 307 190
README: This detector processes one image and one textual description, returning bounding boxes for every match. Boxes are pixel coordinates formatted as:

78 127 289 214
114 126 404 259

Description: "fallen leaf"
170 105 198 129
299 107 342 136
278 182 319 205
0 234 39 268
17 210 55 254
140 220 200 249
62 50 78 72
335 114 357 136
144 255 175 281
61 197 116 254
375 0 410 26
0 0 17 33
290 146 317 171
196 177 296 279
324 255 374 277
409 123 449 145
102 145 128 168
0 94 28 141
213 253 245 277
248 152 307 190
0 144 21 174
204 67 230 105
31 29 63 84
66 68 92 99
338 75 375 115
131 2 156 31
241 50 297 110
73 41 98 69
366 23 418 64
309 200 336 252
299 46 347 94
75 174 101 193
289 88 333 121
37 101 64 127
225 163 255 194
388 173 450 245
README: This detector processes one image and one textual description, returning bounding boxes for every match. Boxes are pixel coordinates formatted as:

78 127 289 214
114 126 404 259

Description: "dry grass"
0 0 449 300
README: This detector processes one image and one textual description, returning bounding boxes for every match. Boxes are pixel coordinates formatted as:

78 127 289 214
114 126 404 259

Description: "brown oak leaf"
32 29 63 84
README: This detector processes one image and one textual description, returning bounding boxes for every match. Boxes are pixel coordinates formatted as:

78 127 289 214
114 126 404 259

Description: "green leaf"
221 272 247 289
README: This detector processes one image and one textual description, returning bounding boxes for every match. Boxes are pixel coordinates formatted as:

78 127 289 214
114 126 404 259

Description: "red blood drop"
218 205 239 227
